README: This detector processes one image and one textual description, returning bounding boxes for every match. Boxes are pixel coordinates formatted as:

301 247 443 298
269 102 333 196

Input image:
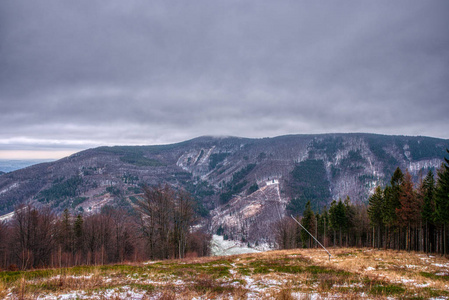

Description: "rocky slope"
1 133 448 244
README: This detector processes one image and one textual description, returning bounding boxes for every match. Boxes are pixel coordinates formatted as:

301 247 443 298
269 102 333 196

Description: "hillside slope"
1 247 448 299
1 133 448 243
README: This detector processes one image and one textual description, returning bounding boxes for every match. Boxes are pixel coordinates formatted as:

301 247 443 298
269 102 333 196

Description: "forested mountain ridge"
0 133 448 239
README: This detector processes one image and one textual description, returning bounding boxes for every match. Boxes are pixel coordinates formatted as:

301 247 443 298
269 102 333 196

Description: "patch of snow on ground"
414 282 430 288
38 286 148 300
143 260 161 265
291 292 323 300
399 278 415 284
211 234 260 256
334 282 364 288
253 242 272 252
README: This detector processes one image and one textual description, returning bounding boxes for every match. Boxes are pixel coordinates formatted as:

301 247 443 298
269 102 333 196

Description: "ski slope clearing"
0 248 448 299
211 234 260 256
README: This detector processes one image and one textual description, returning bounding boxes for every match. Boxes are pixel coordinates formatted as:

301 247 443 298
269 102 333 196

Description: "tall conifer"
396 170 419 251
421 170 435 253
368 186 384 248
435 149 449 255
301 201 316 248
383 167 404 248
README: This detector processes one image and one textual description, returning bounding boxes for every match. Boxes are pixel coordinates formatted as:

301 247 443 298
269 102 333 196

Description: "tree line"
276 150 449 255
276 196 369 250
0 185 211 271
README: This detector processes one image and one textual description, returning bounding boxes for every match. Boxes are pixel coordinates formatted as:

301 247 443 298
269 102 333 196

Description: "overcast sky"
1 1 448 159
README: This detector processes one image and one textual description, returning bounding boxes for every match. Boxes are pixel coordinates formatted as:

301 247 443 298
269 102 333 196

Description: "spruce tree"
329 199 347 246
368 186 384 248
322 207 329 247
335 200 347 246
383 167 404 248
301 201 316 248
421 170 435 253
396 170 419 251
435 149 449 255
73 214 84 255
60 208 73 253
329 200 338 246
344 196 355 246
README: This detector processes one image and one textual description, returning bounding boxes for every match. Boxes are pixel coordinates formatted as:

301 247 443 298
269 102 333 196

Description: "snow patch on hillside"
211 234 260 256
0 211 14 222
0 182 19 195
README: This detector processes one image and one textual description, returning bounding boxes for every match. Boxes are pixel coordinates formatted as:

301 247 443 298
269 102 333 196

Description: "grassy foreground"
0 248 448 299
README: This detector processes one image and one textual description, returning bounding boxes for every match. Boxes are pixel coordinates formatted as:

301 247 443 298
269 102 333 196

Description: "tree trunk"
425 221 428 255
443 223 446 255
339 228 342 247
377 226 381 249
324 220 326 247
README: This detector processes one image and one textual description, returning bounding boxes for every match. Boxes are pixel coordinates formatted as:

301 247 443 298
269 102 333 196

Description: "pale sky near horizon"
1 1 448 159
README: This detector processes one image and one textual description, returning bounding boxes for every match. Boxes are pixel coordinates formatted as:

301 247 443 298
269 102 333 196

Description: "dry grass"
0 279 7 298
0 248 448 299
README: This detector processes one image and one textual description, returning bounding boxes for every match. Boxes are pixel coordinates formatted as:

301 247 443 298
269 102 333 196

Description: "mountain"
1 133 448 245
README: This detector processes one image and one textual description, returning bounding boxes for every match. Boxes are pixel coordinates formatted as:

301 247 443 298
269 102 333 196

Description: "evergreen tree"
320 207 329 247
368 186 384 248
59 209 73 253
329 199 346 246
422 170 436 224
73 214 84 255
335 200 347 246
383 167 404 248
301 201 316 248
396 170 419 251
328 200 338 246
435 149 449 255
420 170 435 253
344 196 355 246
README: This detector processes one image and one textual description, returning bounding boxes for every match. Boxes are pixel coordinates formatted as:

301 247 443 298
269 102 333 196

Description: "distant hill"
0 159 55 173
1 133 448 244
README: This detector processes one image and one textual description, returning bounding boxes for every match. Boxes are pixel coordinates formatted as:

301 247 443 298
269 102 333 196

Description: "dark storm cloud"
1 0 448 155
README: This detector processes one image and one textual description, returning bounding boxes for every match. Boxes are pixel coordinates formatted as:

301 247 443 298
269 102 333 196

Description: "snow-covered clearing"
210 234 260 256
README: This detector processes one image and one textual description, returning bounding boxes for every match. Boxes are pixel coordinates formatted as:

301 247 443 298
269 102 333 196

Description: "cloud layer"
1 1 448 157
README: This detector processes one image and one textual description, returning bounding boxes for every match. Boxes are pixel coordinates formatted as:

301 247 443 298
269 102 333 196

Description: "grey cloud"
1 0 448 154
